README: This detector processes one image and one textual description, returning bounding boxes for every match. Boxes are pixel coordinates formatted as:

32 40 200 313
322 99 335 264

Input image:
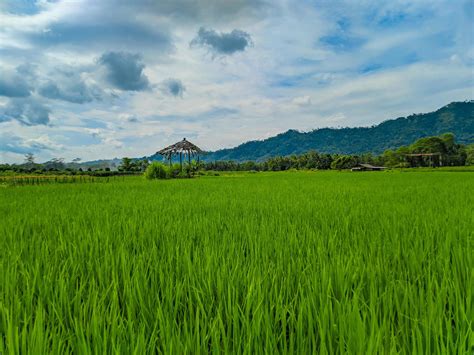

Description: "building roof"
157 138 204 156
358 163 386 169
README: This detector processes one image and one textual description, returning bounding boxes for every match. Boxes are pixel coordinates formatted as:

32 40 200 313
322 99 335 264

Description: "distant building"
351 163 386 171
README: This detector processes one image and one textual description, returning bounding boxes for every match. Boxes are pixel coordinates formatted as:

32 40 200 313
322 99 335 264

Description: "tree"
317 154 333 170
330 155 358 170
440 133 456 152
382 150 399 167
119 157 133 171
465 144 474 166
24 153 35 165
138 159 150 172
410 136 447 155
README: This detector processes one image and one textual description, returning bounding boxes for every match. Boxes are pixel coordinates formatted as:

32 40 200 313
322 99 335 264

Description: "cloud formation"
1 63 104 104
92 0 267 24
1 98 50 126
0 69 32 97
191 27 252 55
32 21 172 54
0 133 61 154
161 79 186 97
98 51 150 91
38 78 101 104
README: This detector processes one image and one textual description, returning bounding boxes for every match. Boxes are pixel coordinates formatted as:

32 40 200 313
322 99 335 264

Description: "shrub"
168 164 182 178
144 163 169 180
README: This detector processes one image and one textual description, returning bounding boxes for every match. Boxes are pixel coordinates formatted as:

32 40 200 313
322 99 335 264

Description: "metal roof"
358 163 385 169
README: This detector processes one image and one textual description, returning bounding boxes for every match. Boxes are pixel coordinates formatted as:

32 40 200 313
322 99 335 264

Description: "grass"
0 175 120 186
0 171 473 353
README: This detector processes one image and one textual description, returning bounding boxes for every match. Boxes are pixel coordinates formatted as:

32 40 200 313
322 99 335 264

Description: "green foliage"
169 163 183 178
119 158 150 172
466 144 474 166
143 162 199 180
144 162 169 179
202 133 470 171
120 157 133 171
410 136 447 154
330 155 358 170
381 133 468 167
381 150 398 167
202 152 334 172
0 172 472 353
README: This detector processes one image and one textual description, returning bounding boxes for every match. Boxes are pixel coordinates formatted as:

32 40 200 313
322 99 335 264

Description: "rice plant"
0 171 472 353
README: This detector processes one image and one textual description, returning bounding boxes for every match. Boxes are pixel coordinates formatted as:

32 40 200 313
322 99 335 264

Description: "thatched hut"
157 138 204 169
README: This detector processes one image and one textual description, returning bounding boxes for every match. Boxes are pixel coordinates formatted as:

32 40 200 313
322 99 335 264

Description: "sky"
0 0 473 163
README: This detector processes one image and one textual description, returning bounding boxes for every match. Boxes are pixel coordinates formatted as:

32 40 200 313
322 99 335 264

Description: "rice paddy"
0 171 473 353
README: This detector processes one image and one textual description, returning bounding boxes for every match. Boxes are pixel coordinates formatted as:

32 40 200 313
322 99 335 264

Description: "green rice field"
0 171 473 353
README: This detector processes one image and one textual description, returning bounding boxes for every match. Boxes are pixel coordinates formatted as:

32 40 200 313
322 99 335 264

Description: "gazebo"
157 138 204 170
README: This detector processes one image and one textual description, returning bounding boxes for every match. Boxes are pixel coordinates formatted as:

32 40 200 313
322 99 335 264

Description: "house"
351 163 386 171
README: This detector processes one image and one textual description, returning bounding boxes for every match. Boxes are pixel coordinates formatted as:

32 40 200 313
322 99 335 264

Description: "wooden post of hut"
156 138 204 174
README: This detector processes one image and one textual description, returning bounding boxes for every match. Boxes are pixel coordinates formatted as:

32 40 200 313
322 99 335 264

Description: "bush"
169 164 182 178
144 163 169 180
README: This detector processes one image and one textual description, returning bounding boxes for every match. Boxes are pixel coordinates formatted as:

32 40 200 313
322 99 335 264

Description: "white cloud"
292 96 312 107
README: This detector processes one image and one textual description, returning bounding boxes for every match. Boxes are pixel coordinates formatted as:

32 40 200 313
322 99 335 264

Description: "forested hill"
204 101 474 162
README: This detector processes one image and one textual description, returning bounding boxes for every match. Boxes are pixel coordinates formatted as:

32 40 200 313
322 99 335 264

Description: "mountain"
203 101 474 162
76 158 122 169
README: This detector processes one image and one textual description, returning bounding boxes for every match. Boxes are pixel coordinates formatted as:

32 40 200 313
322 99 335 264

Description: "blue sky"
0 0 473 163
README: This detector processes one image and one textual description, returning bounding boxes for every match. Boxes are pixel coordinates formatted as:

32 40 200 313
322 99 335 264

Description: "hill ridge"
202 101 474 162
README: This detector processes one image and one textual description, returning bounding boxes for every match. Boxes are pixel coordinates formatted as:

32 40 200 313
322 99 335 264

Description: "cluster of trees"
201 152 379 171
1 155 120 176
0 155 148 175
0 155 150 175
382 133 471 167
117 158 149 172
201 133 473 171
1 155 73 174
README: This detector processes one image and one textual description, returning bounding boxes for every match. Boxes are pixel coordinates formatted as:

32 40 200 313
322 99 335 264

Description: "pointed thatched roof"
157 138 204 156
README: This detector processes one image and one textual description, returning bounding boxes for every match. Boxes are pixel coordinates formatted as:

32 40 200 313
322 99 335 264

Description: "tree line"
202 133 473 171
1 133 473 175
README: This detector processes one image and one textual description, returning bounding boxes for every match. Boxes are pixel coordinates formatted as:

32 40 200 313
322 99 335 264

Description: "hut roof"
352 163 386 171
157 138 204 156
359 163 385 169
